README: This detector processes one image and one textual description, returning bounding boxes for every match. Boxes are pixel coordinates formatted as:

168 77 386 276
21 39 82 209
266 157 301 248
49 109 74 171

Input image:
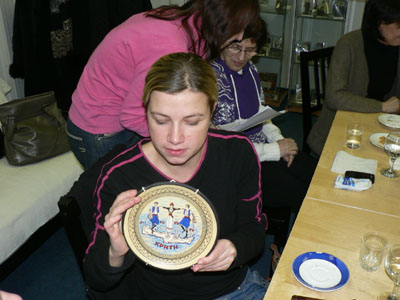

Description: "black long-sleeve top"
84 129 267 300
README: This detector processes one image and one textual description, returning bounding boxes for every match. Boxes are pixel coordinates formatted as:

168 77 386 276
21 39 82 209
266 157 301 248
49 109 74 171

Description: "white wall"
345 0 366 33
0 0 24 100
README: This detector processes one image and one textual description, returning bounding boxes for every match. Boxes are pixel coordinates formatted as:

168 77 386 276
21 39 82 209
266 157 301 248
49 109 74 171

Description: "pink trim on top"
140 138 209 184
86 147 145 255
93 139 150 198
208 131 267 229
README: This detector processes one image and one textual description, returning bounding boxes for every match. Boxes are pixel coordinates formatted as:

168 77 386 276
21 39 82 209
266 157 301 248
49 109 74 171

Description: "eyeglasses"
225 42 258 57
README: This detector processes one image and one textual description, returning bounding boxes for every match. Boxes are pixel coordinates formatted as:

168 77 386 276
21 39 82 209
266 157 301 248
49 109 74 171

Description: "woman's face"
379 23 400 46
221 38 257 72
147 89 212 171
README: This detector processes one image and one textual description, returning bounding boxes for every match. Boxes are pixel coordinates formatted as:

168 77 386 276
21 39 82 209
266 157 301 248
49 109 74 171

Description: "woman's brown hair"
146 0 260 61
143 52 218 111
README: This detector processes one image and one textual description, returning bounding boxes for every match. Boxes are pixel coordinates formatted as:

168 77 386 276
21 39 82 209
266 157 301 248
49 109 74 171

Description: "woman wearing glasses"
212 18 317 222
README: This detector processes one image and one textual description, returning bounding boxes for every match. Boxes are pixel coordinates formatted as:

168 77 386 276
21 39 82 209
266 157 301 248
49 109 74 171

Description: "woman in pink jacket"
67 0 261 169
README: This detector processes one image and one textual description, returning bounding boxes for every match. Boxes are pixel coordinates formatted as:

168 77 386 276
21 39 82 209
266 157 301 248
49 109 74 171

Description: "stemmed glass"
380 132 400 178
378 244 400 300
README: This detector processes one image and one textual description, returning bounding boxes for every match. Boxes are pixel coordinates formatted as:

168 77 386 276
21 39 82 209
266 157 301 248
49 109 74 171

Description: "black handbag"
0 91 70 166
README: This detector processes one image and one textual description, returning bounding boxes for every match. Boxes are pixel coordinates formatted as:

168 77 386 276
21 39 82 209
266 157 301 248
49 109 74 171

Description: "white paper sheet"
231 106 286 132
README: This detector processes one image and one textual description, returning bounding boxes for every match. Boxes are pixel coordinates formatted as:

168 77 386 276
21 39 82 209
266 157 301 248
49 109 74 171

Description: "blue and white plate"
292 252 350 292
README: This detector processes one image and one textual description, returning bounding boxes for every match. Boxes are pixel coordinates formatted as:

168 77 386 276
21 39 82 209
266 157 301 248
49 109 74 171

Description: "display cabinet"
256 0 292 107
255 0 349 109
288 0 347 108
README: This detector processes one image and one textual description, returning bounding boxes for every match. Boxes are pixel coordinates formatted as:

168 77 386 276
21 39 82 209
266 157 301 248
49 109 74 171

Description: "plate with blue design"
122 182 219 270
292 251 350 292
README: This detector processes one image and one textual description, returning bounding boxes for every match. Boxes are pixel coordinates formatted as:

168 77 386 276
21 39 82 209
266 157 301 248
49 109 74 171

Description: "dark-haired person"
67 0 262 170
84 52 268 299
307 0 400 156
212 18 317 215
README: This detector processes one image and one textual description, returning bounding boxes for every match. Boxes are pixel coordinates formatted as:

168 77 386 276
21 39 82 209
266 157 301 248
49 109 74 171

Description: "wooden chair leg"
58 196 88 275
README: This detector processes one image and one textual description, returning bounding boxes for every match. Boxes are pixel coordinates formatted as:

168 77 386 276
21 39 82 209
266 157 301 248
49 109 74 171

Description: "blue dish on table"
292 251 350 292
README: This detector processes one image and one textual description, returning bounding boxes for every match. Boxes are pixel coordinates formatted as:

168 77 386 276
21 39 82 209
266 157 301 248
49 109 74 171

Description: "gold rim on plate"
122 182 219 270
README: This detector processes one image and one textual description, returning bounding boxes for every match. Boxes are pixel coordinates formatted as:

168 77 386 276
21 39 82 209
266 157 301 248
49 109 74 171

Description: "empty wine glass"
380 132 400 178
377 244 400 300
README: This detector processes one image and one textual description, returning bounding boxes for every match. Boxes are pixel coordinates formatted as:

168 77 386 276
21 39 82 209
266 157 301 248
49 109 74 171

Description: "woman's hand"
382 96 400 113
283 154 295 167
104 190 141 267
278 138 298 167
0 290 23 300
192 239 237 272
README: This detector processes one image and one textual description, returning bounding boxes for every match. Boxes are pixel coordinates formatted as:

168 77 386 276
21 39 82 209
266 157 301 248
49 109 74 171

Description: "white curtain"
0 0 24 101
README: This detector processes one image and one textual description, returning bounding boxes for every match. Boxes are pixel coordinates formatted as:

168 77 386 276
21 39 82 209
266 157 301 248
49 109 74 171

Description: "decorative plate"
122 182 219 270
378 114 400 129
292 252 350 292
369 133 388 149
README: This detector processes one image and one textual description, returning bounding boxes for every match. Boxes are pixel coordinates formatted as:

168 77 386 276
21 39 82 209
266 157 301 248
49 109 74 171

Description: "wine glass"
378 244 400 300
380 132 400 178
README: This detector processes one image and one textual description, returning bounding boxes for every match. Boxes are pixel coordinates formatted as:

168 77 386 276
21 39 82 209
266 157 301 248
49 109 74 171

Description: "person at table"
83 53 268 300
66 0 262 170
211 17 317 214
307 0 400 156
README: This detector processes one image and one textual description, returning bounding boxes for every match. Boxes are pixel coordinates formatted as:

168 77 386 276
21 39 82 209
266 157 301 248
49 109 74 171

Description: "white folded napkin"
335 175 373 191
331 151 378 175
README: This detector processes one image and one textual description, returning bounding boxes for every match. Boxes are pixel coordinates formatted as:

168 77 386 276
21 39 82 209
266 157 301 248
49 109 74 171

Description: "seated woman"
212 18 317 215
83 53 268 300
307 0 400 156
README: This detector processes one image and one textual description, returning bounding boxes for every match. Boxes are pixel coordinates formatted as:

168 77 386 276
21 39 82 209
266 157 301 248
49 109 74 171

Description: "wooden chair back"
300 46 334 152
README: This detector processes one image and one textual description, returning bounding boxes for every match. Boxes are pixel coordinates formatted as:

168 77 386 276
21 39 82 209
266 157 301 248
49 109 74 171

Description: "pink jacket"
69 12 203 136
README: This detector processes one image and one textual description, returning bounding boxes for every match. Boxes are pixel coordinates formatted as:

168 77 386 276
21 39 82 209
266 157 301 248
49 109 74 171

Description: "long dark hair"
243 17 269 52
362 0 400 41
146 0 260 61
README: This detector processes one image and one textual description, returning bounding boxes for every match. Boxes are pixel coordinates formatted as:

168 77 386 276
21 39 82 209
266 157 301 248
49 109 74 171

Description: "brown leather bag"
0 91 70 165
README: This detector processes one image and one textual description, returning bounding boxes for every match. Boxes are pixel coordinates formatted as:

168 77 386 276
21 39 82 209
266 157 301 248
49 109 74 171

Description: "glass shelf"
298 14 345 22
256 0 289 94
286 0 349 109
256 0 349 110
260 6 286 15
256 54 283 60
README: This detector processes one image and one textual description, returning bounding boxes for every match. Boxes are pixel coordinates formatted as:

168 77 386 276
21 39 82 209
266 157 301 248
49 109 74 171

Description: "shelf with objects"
255 0 292 110
287 0 348 112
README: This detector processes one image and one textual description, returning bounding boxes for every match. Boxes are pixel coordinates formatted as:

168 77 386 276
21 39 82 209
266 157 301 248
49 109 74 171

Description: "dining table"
263 110 400 300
